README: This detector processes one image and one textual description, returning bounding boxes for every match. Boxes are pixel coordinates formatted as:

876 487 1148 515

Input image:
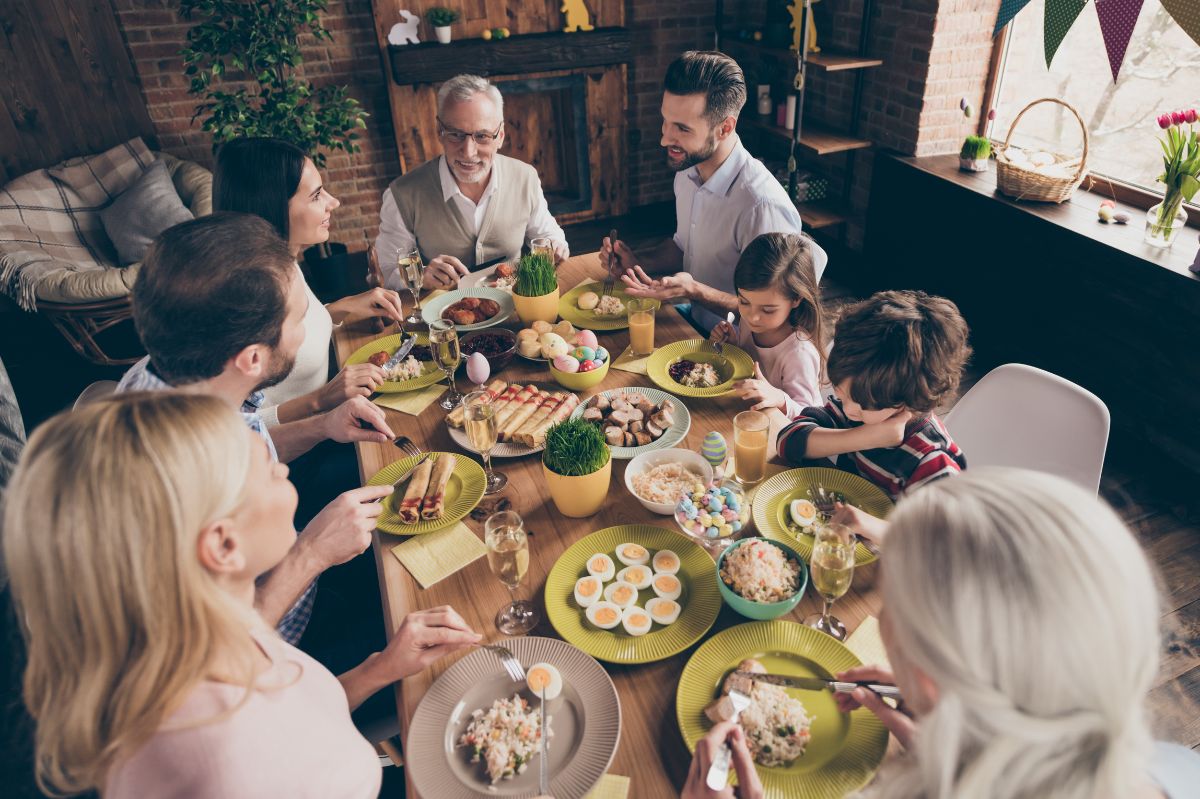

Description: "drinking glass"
396 247 425 325
530 236 553 261
627 298 657 356
464 390 507 494
805 523 856 640
484 511 539 635
733 410 769 485
429 319 462 410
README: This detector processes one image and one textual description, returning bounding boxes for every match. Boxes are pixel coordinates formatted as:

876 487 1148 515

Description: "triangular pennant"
994 0 1034 35
1095 0 1145 82
1044 0 1088 67
1162 0 1200 50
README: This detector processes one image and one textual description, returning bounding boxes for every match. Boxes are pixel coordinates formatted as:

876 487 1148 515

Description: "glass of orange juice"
628 298 656 356
733 410 769 485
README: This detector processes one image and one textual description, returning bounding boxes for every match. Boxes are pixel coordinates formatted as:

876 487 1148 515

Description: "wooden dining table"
332 252 884 798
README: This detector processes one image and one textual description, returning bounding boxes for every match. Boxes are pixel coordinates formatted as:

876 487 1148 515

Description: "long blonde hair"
871 468 1160 799
2 392 265 796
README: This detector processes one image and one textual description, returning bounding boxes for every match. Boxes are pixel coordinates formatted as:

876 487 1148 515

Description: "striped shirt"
116 357 315 644
777 398 966 499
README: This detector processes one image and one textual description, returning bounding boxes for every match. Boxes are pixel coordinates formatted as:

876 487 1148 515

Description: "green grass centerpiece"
541 417 612 517
514 252 558 298
959 135 991 172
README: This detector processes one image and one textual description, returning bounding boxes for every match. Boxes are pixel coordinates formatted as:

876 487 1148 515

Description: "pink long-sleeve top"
733 324 825 419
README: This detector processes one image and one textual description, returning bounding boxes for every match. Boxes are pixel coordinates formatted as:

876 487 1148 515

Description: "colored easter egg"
700 431 728 466
594 346 609 362
574 329 598 349
553 354 579 373
574 346 596 362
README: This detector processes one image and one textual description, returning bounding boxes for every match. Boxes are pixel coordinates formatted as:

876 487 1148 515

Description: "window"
989 0 1200 198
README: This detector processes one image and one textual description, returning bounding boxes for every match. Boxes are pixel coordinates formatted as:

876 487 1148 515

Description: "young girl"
710 232 827 417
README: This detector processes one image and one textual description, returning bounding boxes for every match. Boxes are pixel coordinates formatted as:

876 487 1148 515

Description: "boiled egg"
615 542 650 566
586 553 616 582
603 580 639 609
526 662 563 701
585 600 623 630
790 498 819 528
652 549 680 575
651 572 682 601
621 606 653 636
573 575 603 607
645 597 681 625
617 565 653 590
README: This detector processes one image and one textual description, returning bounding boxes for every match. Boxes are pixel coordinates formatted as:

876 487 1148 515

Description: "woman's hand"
681 721 764 799
834 665 916 748
313 364 387 413
735 362 790 412
328 287 406 325
709 320 735 347
374 606 481 681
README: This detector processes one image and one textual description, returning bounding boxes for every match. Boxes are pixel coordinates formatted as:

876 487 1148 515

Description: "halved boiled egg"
651 572 682 601
586 553 616 582
645 597 681 625
574 575 603 607
621 605 653 636
603 580 639 609
652 549 680 574
526 662 563 701
617 565 653 590
615 542 650 566
585 601 623 630
790 498 819 528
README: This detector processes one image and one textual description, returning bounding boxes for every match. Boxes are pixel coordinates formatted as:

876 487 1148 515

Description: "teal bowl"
715 537 808 620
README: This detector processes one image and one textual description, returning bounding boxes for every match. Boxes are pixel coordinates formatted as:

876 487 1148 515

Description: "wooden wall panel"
0 0 155 183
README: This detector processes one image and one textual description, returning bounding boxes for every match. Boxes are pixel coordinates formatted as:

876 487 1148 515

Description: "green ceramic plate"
544 525 721 664
568 387 692 460
345 333 445 394
366 452 486 535
421 286 515 332
558 280 660 331
645 339 755 398
677 620 889 799
752 467 893 565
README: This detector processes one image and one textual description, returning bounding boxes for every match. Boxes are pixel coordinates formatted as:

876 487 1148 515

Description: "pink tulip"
1186 108 1198 124
1158 114 1173 129
1171 110 1185 125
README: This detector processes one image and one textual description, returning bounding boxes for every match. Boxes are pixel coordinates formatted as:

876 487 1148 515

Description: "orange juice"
627 299 656 355
733 410 769 484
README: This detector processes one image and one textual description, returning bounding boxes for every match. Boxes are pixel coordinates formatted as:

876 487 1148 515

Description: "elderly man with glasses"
375 74 569 290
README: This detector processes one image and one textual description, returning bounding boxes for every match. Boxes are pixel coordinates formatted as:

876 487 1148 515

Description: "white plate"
570 387 692 460
458 262 514 291
446 425 544 458
422 287 515 332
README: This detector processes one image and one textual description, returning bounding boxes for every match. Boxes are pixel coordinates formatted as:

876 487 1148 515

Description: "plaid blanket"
0 138 153 310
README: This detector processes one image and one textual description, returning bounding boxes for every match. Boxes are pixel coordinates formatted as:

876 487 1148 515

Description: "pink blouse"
733 324 825 419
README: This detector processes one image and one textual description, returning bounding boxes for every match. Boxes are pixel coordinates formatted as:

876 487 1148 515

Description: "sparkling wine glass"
484 511 539 635
805 522 856 640
464 390 507 494
397 247 424 326
429 319 462 410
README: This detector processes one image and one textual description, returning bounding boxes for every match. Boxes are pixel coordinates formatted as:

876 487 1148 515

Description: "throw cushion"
99 160 194 266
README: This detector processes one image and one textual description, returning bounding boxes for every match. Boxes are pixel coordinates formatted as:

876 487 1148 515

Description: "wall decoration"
786 0 821 53
1094 0 1145 81
1045 0 1089 66
562 0 594 32
994 0 1035 35
1161 0 1200 49
387 11 421 45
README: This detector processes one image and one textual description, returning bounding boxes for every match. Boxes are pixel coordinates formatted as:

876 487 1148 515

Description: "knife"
468 253 510 274
371 452 430 503
380 334 417 373
733 670 902 699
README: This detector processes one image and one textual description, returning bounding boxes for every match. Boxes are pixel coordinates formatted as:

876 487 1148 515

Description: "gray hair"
436 74 504 119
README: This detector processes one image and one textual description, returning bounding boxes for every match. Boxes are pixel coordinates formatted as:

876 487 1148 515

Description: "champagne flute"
484 511 539 635
805 523 856 640
464 390 507 494
397 247 425 325
429 319 462 410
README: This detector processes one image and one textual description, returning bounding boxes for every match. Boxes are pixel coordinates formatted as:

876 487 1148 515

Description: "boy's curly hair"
827 290 971 414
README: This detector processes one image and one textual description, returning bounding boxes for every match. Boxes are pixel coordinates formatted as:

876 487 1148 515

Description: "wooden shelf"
720 37 882 71
739 117 872 156
795 199 850 229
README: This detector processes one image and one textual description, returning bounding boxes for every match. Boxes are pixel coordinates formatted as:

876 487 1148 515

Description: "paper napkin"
584 774 631 799
390 522 487 588
373 384 446 416
612 346 650 375
846 615 891 670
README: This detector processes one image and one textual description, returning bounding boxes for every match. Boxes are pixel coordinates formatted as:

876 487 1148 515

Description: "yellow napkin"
584 774 630 799
612 346 649 375
373 384 446 416
846 615 891 670
390 522 487 588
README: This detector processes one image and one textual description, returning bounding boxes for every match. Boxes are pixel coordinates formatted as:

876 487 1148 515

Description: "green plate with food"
544 525 721 664
676 620 889 799
558 280 659 331
367 452 486 535
646 339 755 398
752 467 893 565
345 332 445 393
421 286 515 332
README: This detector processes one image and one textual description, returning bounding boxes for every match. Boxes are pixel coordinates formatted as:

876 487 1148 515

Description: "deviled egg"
574 575 603 607
617 565 653 590
651 572 682 601
526 662 563 701
586 553 616 582
615 542 650 566
603 580 639 609
585 601 623 630
621 606 653 636
645 597 681 625
652 549 680 575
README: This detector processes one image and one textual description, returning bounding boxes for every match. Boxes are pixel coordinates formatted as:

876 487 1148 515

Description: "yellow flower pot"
542 457 611 518
512 286 560 325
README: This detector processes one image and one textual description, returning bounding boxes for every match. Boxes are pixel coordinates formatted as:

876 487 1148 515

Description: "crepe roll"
420 454 456 520
397 458 433 524
447 379 508 427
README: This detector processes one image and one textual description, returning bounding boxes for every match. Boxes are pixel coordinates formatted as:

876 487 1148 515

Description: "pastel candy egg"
553 354 579 373
731 520 742 533
720 524 732 536
594 347 609 362
574 329 598 349
721 508 736 522
705 526 719 538
700 432 728 466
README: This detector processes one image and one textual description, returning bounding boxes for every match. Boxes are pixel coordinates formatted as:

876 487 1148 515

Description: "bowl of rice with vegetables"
625 448 714 514
716 538 807 619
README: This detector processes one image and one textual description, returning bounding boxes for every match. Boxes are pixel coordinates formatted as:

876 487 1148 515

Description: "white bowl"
624 448 714 515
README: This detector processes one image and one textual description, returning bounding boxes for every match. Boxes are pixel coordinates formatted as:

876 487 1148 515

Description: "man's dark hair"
664 50 747 127
132 213 295 385
213 137 307 240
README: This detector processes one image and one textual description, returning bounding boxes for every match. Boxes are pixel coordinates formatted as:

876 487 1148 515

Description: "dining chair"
73 380 119 410
943 363 1110 493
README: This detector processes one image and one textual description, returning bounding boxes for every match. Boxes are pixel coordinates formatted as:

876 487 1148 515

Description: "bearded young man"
601 50 827 334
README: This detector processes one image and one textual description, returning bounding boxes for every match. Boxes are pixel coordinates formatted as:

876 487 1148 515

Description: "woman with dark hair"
214 138 405 427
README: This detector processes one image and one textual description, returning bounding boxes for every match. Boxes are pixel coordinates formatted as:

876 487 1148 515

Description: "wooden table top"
332 252 882 797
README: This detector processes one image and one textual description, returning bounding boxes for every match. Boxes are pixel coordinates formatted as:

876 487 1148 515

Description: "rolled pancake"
448 379 507 427
397 458 433 524
420 454 457 520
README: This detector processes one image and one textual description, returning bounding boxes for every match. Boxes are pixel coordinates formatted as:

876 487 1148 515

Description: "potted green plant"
959 135 991 172
426 7 460 44
541 417 612 518
511 251 560 324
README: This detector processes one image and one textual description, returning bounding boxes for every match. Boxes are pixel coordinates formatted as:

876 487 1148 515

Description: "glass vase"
1144 192 1188 249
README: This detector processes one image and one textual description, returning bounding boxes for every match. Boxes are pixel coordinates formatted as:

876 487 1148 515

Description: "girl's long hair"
733 232 828 370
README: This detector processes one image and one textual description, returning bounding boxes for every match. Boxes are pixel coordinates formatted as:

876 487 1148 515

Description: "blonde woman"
683 468 1199 799
4 393 480 797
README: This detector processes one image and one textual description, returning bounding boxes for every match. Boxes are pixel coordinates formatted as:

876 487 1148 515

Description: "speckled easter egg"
578 360 596 372
573 329 598 349
594 346 609 363
700 431 728 466
553 354 579 373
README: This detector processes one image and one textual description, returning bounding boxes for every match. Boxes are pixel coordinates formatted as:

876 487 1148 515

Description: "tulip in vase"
1147 109 1200 249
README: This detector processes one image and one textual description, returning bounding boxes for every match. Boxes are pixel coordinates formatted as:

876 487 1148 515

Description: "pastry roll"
397 458 433 524
420 454 456 520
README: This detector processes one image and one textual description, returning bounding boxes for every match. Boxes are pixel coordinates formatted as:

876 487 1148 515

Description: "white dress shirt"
375 156 567 291
673 137 827 332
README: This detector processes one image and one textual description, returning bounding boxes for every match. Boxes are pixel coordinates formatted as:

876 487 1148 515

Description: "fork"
538 688 550 794
393 435 423 459
601 228 619 297
705 689 751 790
472 642 526 683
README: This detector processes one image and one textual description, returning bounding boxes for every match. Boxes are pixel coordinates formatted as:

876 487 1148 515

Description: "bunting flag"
1045 0 1089 67
1095 0 1145 82
1162 0 1200 50
993 0 1034 35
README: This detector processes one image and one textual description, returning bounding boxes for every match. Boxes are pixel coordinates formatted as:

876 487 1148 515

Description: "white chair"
943 363 1110 493
73 380 119 410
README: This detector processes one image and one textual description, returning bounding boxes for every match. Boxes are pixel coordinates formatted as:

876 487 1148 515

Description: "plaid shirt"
777 398 966 500
116 357 315 644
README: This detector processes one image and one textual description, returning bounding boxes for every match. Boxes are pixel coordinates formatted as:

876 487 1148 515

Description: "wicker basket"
995 98 1089 203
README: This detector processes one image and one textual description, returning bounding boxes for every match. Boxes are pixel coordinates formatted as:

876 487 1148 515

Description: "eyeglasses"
437 117 503 146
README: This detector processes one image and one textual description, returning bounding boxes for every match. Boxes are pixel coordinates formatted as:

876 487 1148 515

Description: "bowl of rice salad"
716 538 807 620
